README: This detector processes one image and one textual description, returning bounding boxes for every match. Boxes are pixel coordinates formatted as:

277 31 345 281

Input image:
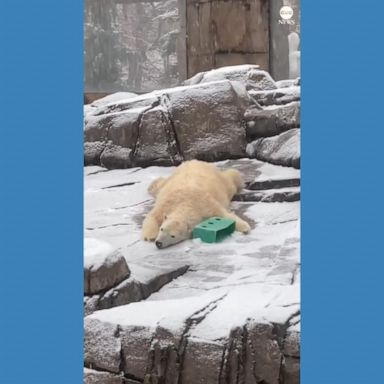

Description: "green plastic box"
192 217 236 243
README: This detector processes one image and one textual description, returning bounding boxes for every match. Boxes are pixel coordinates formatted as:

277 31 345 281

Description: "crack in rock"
246 178 300 191
102 182 140 190
160 93 184 164
175 295 227 384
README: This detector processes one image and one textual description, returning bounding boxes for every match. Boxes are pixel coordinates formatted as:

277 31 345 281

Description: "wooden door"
185 0 270 77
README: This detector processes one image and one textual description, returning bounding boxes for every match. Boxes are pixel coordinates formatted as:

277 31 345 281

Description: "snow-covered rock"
83 368 124 384
247 129 301 169
84 67 301 171
245 101 300 139
90 92 138 108
276 78 300 88
249 86 300 106
84 80 255 168
84 93 139 121
183 64 277 91
84 238 130 295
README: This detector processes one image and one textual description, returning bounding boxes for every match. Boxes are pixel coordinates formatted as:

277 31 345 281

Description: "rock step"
247 129 300 169
84 66 301 170
84 287 300 384
247 177 300 190
84 239 130 296
249 86 300 107
234 187 300 203
245 101 300 140
84 80 255 169
84 264 189 316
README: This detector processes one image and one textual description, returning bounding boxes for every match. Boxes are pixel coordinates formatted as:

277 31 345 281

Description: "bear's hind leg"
207 198 251 234
148 177 168 198
215 207 251 234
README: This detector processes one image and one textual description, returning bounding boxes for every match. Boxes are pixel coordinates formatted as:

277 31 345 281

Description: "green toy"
192 217 236 243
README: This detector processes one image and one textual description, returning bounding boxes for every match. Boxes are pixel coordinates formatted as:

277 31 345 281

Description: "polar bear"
142 160 251 248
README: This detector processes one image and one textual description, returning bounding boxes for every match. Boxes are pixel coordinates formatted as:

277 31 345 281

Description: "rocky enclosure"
84 65 300 384
84 65 300 170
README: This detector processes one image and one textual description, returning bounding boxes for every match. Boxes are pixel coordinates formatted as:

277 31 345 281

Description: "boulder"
276 78 300 88
249 86 300 106
245 101 300 139
84 286 300 384
84 80 256 168
84 238 130 295
84 318 121 373
247 128 300 168
84 368 124 384
89 92 138 108
184 64 277 91
133 106 181 167
166 80 250 161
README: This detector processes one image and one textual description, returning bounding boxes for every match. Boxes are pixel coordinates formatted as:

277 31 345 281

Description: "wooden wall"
184 0 270 78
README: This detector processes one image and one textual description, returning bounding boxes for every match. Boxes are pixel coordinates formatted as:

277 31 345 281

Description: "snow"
84 238 115 269
90 92 138 107
189 285 299 341
88 290 226 333
185 64 261 85
84 158 300 336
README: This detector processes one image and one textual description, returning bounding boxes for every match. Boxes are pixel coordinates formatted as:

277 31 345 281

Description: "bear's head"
155 214 191 249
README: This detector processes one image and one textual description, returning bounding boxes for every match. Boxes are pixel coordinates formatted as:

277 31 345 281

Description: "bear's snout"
155 241 163 249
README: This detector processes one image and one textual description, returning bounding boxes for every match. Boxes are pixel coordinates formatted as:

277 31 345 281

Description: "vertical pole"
177 0 188 81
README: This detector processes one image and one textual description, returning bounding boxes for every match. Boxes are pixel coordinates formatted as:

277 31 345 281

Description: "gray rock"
90 93 159 117
85 265 190 315
132 106 181 167
84 108 141 168
276 78 300 88
284 325 301 358
224 322 282 384
167 80 250 161
100 144 133 169
89 92 138 108
217 158 300 186
84 80 257 168
84 318 121 373
247 129 300 169
234 188 300 203
184 64 277 91
84 368 124 384
249 86 300 106
84 142 107 166
247 177 300 190
84 239 130 295
281 356 300 384
180 338 225 384
120 326 154 380
245 101 300 139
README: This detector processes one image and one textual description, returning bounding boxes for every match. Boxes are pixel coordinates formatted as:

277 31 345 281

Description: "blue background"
0 1 83 383
0 1 383 383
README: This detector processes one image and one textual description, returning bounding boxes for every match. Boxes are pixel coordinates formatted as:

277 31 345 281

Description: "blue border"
0 1 83 383
1 1 384 383
302 1 384 383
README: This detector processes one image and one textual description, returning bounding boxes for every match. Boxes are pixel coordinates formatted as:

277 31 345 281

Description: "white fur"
142 160 251 248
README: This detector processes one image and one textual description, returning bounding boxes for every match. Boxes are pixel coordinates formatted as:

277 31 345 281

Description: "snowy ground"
84 158 300 384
